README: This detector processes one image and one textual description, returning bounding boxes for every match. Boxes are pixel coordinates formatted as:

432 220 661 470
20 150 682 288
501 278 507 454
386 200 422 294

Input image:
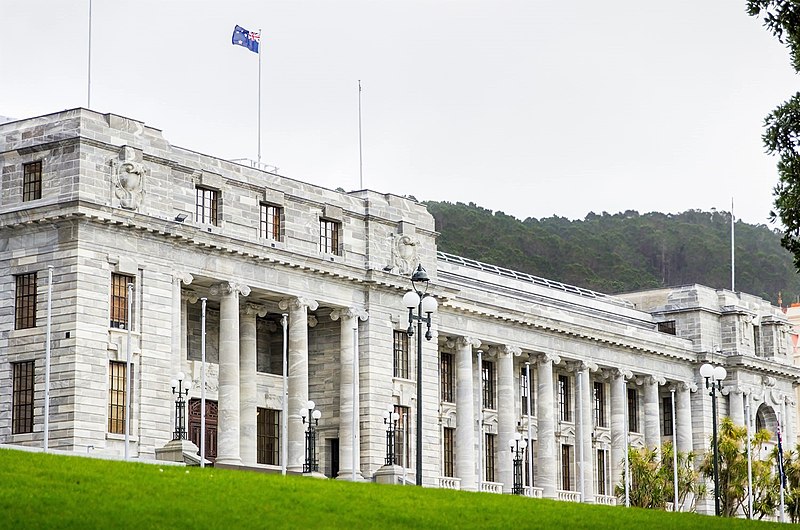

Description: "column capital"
182 290 199 304
172 271 193 285
611 367 633 381
330 307 369 322
579 361 598 373
498 344 522 358
308 315 318 328
210 281 251 297
535 351 561 366
645 375 666 386
455 336 481 350
669 380 697 393
243 303 268 318
278 297 319 312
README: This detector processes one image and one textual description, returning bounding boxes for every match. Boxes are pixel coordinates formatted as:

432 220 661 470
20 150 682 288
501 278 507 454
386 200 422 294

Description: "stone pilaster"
455 336 480 491
610 368 632 490
643 376 664 455
331 307 369 481
211 281 250 466
240 302 266 466
727 385 745 427
497 344 521 493
279 296 319 473
537 352 560 499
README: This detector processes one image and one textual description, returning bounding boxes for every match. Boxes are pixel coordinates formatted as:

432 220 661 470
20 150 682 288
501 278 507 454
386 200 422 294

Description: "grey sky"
1 0 797 225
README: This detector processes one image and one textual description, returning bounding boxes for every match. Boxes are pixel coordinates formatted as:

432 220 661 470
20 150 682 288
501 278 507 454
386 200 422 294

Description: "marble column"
279 296 319 473
675 382 694 455
171 272 193 379
537 352 560 499
331 307 368 481
455 336 480 492
643 376 663 455
497 345 521 493
240 303 266 466
212 281 250 466
728 386 745 427
579 362 596 503
610 369 631 490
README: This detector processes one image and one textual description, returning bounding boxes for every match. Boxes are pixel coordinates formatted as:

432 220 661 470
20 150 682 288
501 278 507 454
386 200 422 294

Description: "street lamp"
508 432 527 495
301 400 322 473
700 362 727 516
170 372 192 440
403 263 438 486
383 407 400 465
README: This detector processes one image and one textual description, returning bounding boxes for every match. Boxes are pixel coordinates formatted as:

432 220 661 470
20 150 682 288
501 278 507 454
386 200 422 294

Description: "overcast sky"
1 1 798 225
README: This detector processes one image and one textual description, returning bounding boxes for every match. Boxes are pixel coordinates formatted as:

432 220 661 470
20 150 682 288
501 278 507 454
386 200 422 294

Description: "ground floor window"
189 398 218 460
257 408 280 465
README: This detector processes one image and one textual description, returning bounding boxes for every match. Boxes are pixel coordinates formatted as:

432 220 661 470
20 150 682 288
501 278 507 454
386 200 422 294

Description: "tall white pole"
779 409 786 524
257 28 262 166
477 349 483 492
200 297 207 468
731 197 735 292
358 80 363 189
87 0 92 108
525 361 533 492
43 266 53 452
281 313 288 476
576 368 584 500
745 393 753 519
352 325 358 482
623 378 630 507
125 282 133 460
671 388 678 511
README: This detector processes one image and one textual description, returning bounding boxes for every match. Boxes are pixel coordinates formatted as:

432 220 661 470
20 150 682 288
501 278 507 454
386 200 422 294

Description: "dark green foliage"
748 1 800 270
427 201 800 301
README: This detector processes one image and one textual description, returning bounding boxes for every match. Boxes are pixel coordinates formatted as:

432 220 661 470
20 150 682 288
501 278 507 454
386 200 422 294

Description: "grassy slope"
0 449 782 529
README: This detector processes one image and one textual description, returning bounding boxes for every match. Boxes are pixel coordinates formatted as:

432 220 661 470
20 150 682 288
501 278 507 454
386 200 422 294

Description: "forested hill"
426 201 800 304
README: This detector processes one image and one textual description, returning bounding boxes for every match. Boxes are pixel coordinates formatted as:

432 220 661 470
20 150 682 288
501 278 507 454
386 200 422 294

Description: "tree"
748 1 800 269
698 417 774 518
614 442 703 511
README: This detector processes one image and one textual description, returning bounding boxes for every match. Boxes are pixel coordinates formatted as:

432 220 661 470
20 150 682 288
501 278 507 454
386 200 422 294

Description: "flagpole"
731 197 735 292
358 80 363 189
745 392 753 519
778 409 786 523
87 0 92 108
257 28 262 167
43 266 53 452
200 297 207 468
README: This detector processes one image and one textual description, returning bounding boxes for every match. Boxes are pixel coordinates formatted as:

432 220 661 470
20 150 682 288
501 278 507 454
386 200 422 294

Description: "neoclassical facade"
1 109 797 513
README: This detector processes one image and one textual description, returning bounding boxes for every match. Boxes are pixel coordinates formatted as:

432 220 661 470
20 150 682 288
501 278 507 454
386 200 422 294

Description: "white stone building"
1 109 797 512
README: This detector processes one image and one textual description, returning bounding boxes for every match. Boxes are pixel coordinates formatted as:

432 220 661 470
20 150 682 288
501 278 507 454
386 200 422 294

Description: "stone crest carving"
111 146 146 210
387 234 420 275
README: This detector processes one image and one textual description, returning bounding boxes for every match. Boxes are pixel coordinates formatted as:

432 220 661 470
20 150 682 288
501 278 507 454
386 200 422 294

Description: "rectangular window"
257 408 280 465
443 427 455 478
657 320 676 335
440 352 454 403
22 161 42 201
662 396 674 436
627 388 639 433
520 366 534 415
14 272 37 330
195 186 218 225
482 361 495 409
259 203 281 241
393 330 408 379
597 449 608 496
108 361 132 434
12 360 35 434
561 444 572 491
593 382 606 428
485 433 496 482
319 219 340 255
558 375 571 422
394 405 409 467
110 273 134 329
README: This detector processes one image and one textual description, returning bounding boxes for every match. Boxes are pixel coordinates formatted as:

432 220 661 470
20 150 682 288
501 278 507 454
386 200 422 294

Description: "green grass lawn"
0 448 784 529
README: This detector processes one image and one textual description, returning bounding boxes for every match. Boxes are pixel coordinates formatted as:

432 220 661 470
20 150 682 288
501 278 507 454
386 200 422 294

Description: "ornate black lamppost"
508 432 527 495
700 362 727 516
170 372 192 440
383 407 400 465
402 264 438 486
301 400 322 473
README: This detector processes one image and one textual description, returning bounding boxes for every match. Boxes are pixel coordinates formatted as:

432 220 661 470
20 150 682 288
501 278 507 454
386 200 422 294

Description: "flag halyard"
232 25 260 53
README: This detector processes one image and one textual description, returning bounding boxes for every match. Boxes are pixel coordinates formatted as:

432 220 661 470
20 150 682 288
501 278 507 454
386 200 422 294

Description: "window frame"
443 427 455 478
195 186 219 226
520 366 534 416
14 272 37 330
440 352 454 403
394 405 410 467
482 360 495 409
12 360 35 434
319 218 341 255
661 396 674 436
108 361 132 434
485 433 496 482
393 330 409 379
558 374 571 422
257 407 280 465
22 160 42 202
627 387 639 433
593 381 606 428
259 203 282 241
561 444 572 491
597 449 608 496
110 273 134 330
